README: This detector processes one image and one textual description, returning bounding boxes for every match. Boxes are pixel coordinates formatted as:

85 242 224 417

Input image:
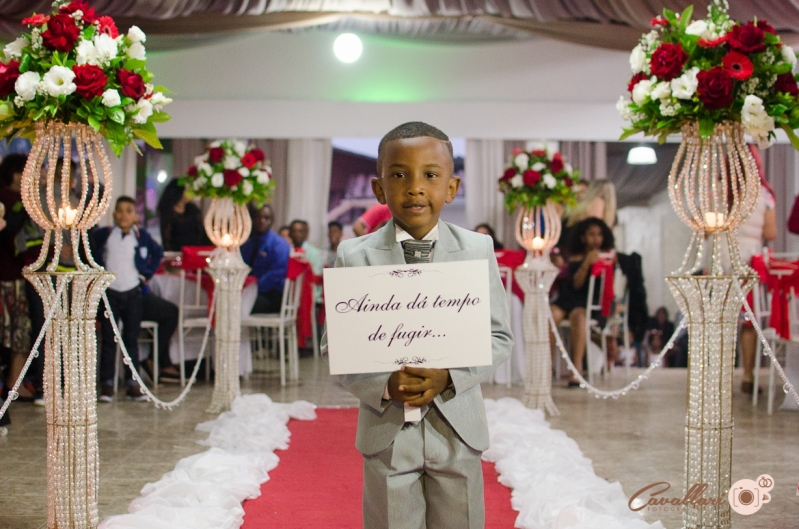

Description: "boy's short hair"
328 221 343 230
377 122 453 172
290 219 308 228
115 196 135 208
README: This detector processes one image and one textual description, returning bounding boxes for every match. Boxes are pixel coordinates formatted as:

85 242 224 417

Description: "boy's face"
252 207 273 235
372 137 459 240
113 201 137 232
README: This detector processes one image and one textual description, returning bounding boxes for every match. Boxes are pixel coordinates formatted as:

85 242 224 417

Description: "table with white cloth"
493 295 526 386
148 274 259 377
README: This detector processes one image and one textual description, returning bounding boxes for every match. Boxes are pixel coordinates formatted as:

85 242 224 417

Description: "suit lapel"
432 221 467 263
364 220 406 266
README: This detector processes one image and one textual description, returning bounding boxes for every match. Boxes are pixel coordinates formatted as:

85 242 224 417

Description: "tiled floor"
0 359 797 528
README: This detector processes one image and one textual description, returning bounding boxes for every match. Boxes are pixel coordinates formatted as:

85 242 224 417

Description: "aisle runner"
242 407 517 528
99 394 316 529
484 398 665 529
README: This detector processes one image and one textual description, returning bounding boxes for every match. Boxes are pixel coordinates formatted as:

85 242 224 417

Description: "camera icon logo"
728 474 774 515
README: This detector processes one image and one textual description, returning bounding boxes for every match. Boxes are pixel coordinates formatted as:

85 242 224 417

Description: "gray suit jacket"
330 219 513 456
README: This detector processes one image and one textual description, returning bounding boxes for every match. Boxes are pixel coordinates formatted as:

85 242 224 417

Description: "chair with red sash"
177 246 216 386
585 252 619 384
751 251 799 413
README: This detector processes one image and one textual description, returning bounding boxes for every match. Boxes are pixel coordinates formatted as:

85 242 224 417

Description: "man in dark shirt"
240 204 290 313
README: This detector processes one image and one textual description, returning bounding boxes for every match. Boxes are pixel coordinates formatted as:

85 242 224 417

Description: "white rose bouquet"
618 0 799 150
498 147 580 212
180 139 275 205
0 0 171 155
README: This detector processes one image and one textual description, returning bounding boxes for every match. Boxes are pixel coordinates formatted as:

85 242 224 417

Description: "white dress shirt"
105 226 140 292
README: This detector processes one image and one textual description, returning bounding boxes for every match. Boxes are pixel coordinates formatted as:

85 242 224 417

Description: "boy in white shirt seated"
92 196 163 402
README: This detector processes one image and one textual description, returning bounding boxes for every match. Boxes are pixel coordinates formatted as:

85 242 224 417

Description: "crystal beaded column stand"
204 198 252 414
20 122 114 528
666 121 759 529
206 249 250 413
515 257 560 415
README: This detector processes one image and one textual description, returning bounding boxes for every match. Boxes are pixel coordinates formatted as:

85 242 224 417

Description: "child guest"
92 196 163 402
328 122 513 528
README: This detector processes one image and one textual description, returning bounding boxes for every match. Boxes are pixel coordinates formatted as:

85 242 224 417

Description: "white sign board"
323 260 492 375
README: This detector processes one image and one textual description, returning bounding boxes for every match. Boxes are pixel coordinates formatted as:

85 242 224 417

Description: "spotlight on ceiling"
157 169 168 183
627 145 657 165
334 33 363 63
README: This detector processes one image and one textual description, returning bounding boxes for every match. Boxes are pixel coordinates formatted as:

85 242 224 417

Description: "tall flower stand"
204 198 252 414
514 201 561 416
21 122 114 528
666 122 759 529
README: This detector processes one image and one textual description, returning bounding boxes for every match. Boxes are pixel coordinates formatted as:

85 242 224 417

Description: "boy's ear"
445 175 461 204
371 177 387 205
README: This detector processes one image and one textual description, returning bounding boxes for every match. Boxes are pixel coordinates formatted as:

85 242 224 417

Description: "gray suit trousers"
362 405 485 529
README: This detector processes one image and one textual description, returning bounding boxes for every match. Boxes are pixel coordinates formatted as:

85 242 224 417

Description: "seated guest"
241 204 290 314
645 307 676 367
92 196 163 402
289 219 323 277
352 203 392 236
157 179 208 251
550 217 615 386
278 225 292 245
474 223 503 250
325 221 343 268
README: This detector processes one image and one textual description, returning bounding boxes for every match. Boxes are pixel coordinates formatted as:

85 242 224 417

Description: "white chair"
242 274 304 386
113 320 159 393
585 272 607 385
752 252 799 413
177 262 213 386
490 266 514 387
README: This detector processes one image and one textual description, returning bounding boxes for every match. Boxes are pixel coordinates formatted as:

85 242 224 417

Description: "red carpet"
242 408 517 528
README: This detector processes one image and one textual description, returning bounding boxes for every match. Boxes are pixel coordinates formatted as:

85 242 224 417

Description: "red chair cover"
287 257 317 349
752 253 799 340
591 255 616 318
494 249 526 301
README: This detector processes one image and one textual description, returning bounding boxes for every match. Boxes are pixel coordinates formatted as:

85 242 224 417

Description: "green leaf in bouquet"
19 54 31 73
773 62 792 75
123 59 146 71
148 111 171 123
699 117 715 138
662 9 677 26
0 104 12 122
619 128 639 140
770 103 788 117
82 25 96 40
120 97 134 107
153 85 173 94
132 122 163 149
679 5 694 31
76 106 89 118
109 107 125 124
87 115 101 131
780 123 799 151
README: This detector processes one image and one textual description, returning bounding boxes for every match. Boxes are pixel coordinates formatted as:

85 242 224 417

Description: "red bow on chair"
752 252 799 340
591 252 616 317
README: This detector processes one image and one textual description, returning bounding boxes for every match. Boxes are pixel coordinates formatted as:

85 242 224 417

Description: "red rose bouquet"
619 1 799 149
498 147 580 211
0 0 171 155
179 139 275 205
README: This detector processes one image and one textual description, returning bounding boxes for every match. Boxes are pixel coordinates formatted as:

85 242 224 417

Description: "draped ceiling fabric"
1 1 799 50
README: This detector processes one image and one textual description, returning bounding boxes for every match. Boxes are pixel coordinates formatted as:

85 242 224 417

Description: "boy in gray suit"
331 122 513 528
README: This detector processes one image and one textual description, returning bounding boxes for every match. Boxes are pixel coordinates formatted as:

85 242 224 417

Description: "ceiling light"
334 33 362 63
627 146 657 165
157 169 168 183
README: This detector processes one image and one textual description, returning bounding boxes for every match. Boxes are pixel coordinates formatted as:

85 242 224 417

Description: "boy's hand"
387 369 424 402
393 366 452 408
